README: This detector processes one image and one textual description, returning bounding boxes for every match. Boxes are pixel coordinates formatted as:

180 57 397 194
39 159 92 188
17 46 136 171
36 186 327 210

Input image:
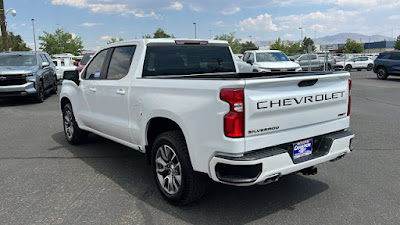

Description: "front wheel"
34 82 45 103
377 67 388 80
51 76 58 94
152 130 206 205
62 103 88 144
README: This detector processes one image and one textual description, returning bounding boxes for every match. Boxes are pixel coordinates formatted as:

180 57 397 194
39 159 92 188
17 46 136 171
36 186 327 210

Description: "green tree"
343 38 364 53
301 37 316 53
107 37 124 44
214 32 241 54
240 41 258 54
38 28 83 55
0 32 31 51
270 38 289 54
287 41 302 56
143 28 175 38
394 35 400 50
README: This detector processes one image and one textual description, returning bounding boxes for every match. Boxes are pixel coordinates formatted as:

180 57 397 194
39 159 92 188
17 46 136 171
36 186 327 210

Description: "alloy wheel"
155 145 182 195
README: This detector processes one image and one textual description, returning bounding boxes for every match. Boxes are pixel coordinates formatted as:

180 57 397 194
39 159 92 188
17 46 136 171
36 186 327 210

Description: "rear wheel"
367 64 373 71
152 130 206 205
62 103 88 144
345 65 352 72
377 67 388 80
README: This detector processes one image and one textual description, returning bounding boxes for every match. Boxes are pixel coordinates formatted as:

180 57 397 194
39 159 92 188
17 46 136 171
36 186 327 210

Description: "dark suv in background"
0 51 57 103
373 50 400 80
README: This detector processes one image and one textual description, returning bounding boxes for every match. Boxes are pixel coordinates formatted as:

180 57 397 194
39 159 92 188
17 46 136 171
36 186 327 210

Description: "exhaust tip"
262 173 281 185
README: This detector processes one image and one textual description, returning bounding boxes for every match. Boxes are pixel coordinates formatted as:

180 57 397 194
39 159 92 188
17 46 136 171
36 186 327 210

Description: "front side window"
81 54 94 65
248 53 254 62
0 54 37 66
310 55 317 60
107 46 136 80
143 45 235 77
84 50 108 79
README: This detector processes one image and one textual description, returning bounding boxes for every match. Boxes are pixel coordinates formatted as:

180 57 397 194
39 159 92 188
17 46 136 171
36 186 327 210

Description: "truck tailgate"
244 72 350 151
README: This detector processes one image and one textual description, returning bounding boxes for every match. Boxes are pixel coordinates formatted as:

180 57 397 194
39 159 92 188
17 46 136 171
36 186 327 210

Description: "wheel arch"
60 97 71 111
145 117 186 164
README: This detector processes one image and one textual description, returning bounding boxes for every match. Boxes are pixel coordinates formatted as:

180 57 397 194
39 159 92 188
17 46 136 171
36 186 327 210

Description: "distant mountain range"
255 33 393 47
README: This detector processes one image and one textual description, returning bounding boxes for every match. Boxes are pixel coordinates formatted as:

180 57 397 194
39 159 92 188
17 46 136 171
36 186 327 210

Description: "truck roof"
244 50 283 53
102 39 230 49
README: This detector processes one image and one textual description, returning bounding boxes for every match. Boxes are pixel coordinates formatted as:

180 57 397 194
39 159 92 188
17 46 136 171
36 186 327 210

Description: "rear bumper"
209 129 354 186
0 82 37 97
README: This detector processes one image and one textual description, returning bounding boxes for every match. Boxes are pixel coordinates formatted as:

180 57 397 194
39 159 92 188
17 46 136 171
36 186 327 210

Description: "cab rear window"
142 45 235 77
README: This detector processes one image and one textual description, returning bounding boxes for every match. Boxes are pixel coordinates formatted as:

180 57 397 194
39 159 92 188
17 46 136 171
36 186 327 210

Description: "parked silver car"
0 51 57 103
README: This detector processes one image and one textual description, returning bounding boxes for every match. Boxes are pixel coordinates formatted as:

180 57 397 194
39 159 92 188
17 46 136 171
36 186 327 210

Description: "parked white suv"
243 50 302 72
60 39 354 205
336 56 374 71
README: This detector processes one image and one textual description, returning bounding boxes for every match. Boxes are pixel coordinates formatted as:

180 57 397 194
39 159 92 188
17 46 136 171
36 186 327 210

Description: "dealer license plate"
293 139 312 159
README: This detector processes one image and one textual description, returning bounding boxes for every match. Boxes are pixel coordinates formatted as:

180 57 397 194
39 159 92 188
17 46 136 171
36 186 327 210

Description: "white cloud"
79 22 103 27
221 7 240 15
239 14 280 32
100 35 112 40
165 2 183 10
21 24 26 27
389 15 400 20
71 33 77 39
212 21 225 27
284 33 294 38
51 0 160 18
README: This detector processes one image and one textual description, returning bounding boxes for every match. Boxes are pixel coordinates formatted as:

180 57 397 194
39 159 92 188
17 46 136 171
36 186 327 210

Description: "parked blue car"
373 50 400 80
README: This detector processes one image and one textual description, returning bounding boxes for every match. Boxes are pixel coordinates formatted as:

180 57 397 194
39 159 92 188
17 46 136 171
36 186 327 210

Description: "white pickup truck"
60 39 354 205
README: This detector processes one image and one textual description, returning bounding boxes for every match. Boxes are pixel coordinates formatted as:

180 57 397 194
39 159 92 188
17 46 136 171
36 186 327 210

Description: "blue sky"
6 0 400 51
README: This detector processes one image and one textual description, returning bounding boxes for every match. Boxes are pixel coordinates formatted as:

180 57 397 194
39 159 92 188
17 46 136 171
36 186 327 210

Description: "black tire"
377 67 388 80
51 76 58 94
62 103 88 145
367 64 373 71
327 64 332 71
151 130 206 205
34 82 45 103
345 65 352 72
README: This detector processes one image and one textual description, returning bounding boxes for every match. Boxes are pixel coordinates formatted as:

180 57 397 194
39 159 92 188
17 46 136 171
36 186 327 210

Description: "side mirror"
63 70 80 85
73 61 79 66
246 59 253 65
42 62 49 68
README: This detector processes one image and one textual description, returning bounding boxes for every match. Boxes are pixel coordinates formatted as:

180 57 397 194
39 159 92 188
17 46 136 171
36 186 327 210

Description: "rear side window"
84 50 108 79
143 45 235 77
389 53 400 60
106 46 136 79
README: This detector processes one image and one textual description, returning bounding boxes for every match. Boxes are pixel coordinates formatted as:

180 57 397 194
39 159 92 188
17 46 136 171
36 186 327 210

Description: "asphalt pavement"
0 71 399 225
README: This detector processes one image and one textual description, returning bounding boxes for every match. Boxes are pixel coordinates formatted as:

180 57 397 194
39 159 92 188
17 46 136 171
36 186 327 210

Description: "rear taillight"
347 78 351 116
334 59 337 64
220 88 244 138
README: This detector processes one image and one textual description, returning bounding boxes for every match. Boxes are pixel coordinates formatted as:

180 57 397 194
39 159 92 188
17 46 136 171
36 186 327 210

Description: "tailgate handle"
298 79 318 87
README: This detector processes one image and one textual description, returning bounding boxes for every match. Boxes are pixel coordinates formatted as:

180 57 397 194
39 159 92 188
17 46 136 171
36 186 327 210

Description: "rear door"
244 73 350 149
389 52 400 74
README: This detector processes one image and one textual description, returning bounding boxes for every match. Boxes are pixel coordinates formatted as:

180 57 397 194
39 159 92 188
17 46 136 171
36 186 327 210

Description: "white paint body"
60 39 354 186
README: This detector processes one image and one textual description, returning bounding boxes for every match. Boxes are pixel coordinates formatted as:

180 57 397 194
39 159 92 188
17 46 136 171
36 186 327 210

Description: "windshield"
143 45 236 77
256 52 289 62
81 54 93 65
0 54 37 66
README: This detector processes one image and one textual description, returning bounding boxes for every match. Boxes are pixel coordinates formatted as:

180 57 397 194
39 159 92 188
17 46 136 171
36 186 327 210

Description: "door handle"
89 87 96 92
116 89 126 95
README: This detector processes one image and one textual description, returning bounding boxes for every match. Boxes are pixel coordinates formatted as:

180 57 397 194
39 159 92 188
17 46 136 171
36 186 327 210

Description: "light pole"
209 30 211 39
249 35 252 42
299 27 303 46
0 0 17 51
31 19 37 52
193 22 197 39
